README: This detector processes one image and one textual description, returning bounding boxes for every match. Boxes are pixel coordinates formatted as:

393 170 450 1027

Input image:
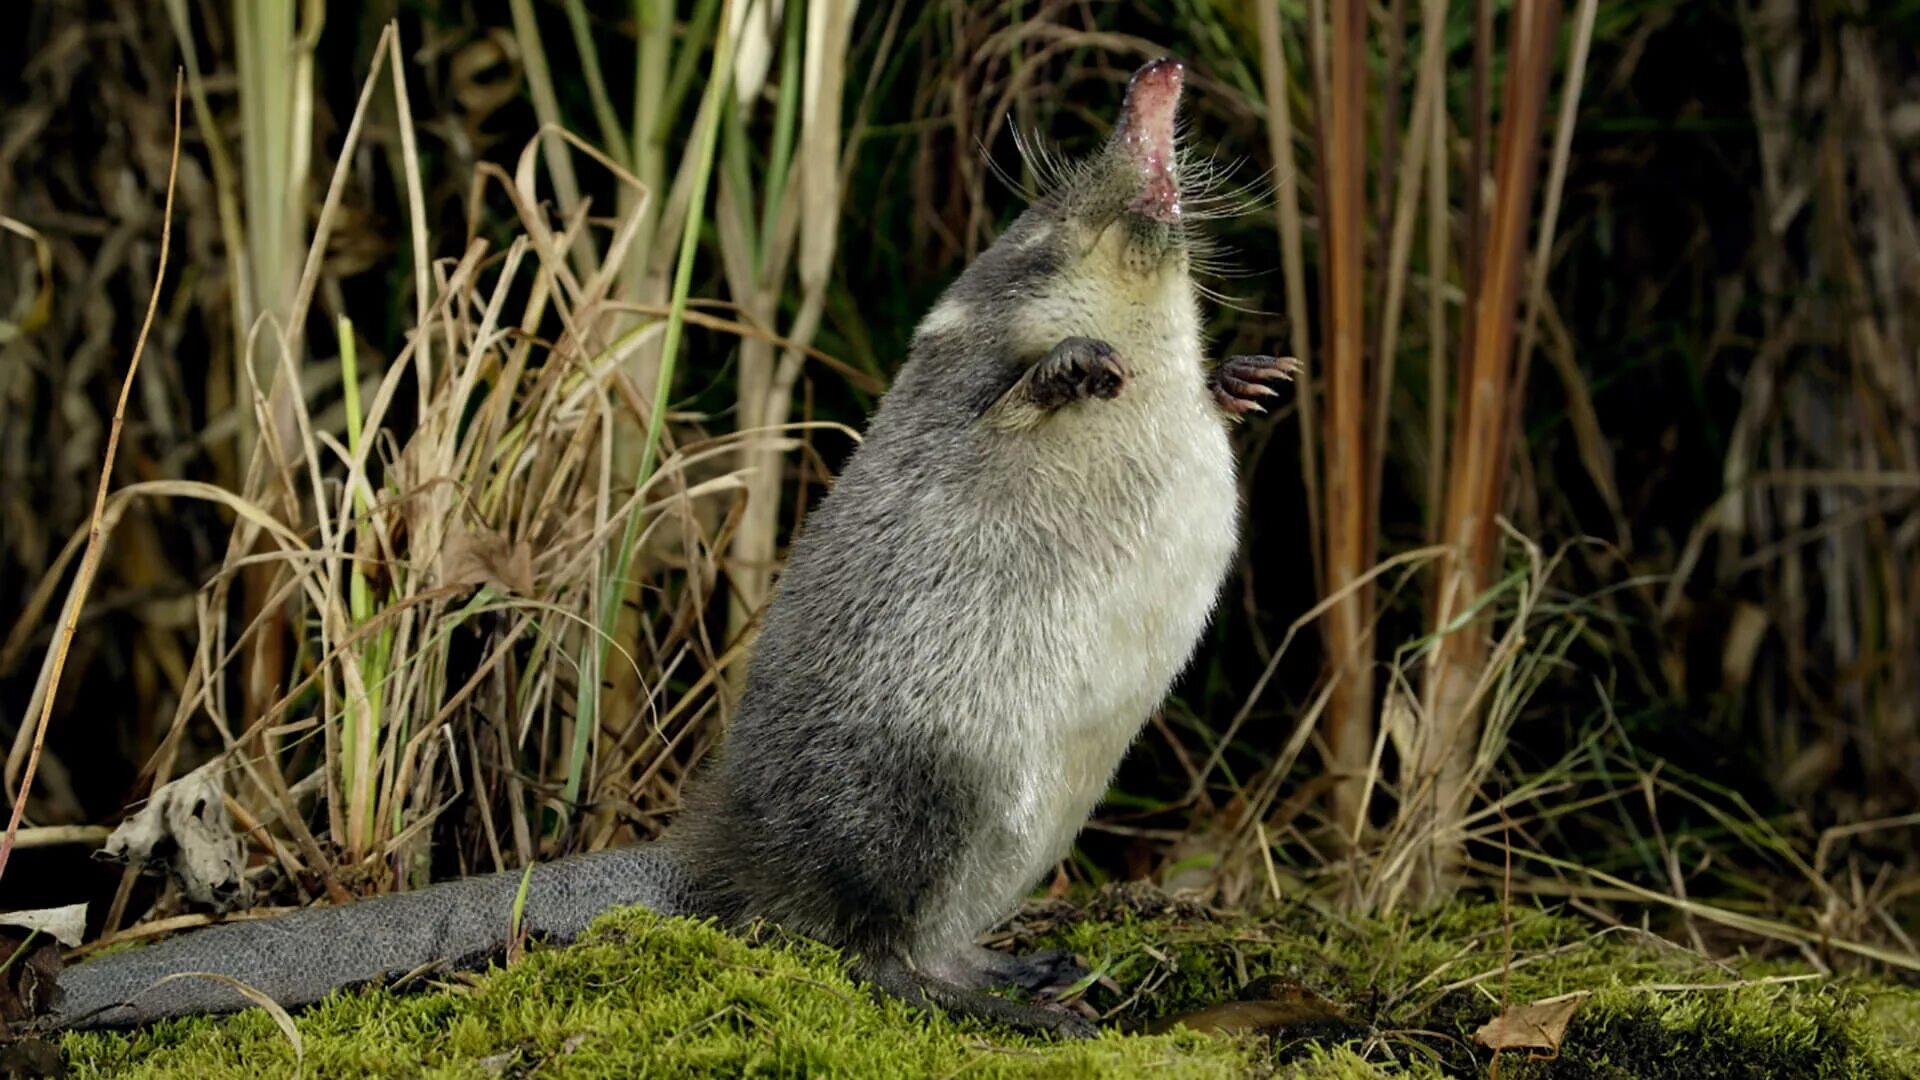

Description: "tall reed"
1256 0 1600 903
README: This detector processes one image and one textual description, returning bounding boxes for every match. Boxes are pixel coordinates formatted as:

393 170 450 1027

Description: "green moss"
1500 985 1912 1080
57 909 1256 1079
1021 888 1920 1078
57 891 1920 1078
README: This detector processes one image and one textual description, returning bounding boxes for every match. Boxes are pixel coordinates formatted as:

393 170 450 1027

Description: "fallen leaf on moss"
1148 976 1361 1040
1474 992 1586 1057
0 1035 64 1077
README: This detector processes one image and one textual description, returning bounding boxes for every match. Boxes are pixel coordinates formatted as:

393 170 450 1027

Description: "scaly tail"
50 845 702 1030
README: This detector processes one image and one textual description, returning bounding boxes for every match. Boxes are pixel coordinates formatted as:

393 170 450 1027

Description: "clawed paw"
990 947 1092 995
1031 337 1128 410
1210 353 1304 417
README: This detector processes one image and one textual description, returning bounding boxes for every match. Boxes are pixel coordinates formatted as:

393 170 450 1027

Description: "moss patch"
57 890 1920 1078
56 910 1254 1079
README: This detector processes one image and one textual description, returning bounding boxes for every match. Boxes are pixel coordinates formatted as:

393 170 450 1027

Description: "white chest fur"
907 273 1241 962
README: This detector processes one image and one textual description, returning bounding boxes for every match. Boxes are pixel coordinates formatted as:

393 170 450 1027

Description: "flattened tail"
48 845 702 1030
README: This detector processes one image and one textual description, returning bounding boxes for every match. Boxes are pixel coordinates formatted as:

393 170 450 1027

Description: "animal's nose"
1130 56 1185 90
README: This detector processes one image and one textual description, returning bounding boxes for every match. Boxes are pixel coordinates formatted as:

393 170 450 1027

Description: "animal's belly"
997 423 1239 915
903 408 1238 964
1035 462 1237 858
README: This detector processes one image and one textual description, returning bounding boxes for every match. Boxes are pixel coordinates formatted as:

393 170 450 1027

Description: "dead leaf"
443 522 535 596
0 1035 64 1077
0 906 85 948
0 928 62 1034
1473 993 1586 1059
0 921 72 1041
1148 976 1362 1040
101 762 249 910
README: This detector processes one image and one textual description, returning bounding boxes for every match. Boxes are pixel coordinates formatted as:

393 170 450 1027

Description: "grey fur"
48 57 1254 1038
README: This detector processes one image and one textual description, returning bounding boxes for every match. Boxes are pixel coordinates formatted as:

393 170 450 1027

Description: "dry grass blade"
1421 0 1449 541
1514 0 1599 388
507 0 595 285
1373 7 1446 493
8 825 113 850
0 217 51 337
1254 3 1323 584
151 971 304 1073
722 0 860 655
0 73 182 883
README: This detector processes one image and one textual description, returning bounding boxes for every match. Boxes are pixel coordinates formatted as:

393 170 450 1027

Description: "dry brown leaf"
443 522 535 597
1148 976 1361 1040
1473 992 1586 1058
0 927 62 1034
0 1035 63 1077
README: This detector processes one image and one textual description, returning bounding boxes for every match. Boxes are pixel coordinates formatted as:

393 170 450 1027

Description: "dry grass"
1245 0 1601 899
1417 0 1566 898
2 14 840 939
1 75 182 882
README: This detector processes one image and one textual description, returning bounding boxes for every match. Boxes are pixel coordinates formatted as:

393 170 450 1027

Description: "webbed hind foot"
946 945 1090 994
857 955 1098 1040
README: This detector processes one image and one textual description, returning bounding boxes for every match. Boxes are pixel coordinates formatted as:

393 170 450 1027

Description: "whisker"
1008 119 1088 199
1192 280 1276 317
1192 263 1273 280
980 133 1041 204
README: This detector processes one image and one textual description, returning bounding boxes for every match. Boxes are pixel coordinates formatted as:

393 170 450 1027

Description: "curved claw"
1032 337 1128 410
1209 353 1302 419
1224 354 1305 381
1218 374 1280 399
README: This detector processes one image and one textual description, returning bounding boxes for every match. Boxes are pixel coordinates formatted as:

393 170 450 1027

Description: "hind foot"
975 947 1091 994
930 945 1091 994
1209 353 1303 417
858 955 1098 1039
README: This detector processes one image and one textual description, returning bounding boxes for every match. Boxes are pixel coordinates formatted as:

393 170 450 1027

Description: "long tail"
50 845 701 1030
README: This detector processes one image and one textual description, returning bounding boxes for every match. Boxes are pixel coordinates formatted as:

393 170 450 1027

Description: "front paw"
1209 353 1303 416
1031 337 1128 410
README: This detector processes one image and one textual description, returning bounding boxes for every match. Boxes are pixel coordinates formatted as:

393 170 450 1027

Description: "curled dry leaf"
1473 992 1586 1059
449 27 523 150
442 521 536 597
102 761 250 910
